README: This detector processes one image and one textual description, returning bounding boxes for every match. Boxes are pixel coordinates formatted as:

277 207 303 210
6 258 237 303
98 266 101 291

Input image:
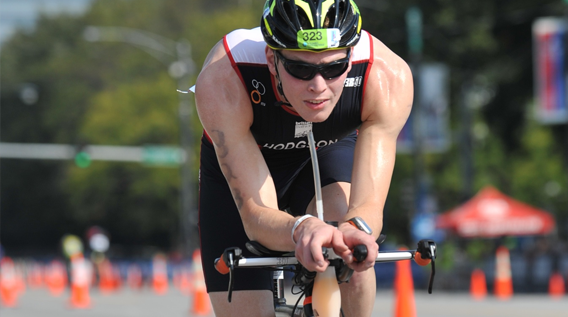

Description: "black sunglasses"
274 50 351 81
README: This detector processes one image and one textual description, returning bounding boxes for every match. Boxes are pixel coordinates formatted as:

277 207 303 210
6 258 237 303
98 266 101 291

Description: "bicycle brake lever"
227 252 235 302
414 240 437 293
427 244 436 294
376 234 387 245
416 240 437 294
221 248 242 303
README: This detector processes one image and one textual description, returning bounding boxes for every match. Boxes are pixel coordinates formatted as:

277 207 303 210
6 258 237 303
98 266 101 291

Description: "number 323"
303 31 323 41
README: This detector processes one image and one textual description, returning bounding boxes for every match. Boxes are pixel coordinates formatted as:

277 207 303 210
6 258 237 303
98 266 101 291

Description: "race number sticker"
294 122 312 138
297 28 340 50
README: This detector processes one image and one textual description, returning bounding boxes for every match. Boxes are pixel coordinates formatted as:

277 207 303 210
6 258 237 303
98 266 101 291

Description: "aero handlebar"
215 239 437 302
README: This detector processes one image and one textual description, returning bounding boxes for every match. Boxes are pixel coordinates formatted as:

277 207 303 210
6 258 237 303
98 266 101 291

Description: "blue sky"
0 0 93 46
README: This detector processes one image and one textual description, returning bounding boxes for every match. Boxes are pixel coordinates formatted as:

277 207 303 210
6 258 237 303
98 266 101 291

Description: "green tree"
374 0 568 243
1 0 567 255
64 74 181 248
1 12 104 251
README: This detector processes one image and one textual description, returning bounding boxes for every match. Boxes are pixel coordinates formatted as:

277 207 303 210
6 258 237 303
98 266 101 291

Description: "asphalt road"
1 288 566 317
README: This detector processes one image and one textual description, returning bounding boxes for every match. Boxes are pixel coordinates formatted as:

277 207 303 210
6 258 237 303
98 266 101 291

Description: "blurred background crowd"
1 0 567 296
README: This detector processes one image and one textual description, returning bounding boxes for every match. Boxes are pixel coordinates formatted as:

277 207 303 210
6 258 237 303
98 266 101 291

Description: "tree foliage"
1 0 567 256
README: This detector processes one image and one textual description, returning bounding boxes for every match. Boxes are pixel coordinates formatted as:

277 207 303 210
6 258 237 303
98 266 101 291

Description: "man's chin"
299 115 328 123
297 109 332 123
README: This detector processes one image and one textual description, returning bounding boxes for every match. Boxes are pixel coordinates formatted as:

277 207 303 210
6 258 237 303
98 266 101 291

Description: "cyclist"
194 0 413 316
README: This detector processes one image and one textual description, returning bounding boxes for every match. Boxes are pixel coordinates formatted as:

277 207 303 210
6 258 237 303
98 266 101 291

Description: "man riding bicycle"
194 0 413 316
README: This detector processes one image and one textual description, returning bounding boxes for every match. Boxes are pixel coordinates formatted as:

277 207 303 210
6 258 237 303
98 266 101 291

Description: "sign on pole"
533 17 568 124
0 142 185 167
142 146 186 166
397 63 450 153
406 6 423 56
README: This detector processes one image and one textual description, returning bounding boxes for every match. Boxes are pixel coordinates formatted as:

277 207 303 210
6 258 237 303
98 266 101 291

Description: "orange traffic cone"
0 257 19 308
126 263 143 290
15 263 26 297
26 262 44 289
152 254 169 295
179 266 194 295
393 248 416 317
173 265 193 295
173 267 181 289
493 246 513 300
112 265 123 291
192 250 212 316
45 260 68 297
98 259 115 294
69 254 92 309
470 268 487 300
548 272 565 299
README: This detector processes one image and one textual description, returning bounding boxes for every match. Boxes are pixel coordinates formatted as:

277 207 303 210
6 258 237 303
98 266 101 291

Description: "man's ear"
265 46 277 75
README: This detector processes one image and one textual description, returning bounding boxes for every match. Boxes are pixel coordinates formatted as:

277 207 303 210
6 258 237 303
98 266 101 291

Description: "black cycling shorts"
198 131 357 293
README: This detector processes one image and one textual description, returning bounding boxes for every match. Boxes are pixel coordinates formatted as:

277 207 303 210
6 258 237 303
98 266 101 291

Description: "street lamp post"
84 26 199 255
405 6 427 220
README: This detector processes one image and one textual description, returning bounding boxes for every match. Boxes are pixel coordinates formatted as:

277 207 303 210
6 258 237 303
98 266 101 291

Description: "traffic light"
74 147 92 168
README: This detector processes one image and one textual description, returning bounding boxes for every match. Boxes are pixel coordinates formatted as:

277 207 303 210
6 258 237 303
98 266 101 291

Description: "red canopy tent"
437 186 556 237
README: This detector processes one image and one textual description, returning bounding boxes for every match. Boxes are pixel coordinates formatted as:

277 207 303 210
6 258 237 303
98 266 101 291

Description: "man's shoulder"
351 30 373 63
366 33 409 69
226 27 263 42
360 34 413 125
225 27 268 65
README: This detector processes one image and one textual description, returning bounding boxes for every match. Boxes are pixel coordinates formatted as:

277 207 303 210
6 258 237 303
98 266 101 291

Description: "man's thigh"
287 133 356 216
306 181 351 221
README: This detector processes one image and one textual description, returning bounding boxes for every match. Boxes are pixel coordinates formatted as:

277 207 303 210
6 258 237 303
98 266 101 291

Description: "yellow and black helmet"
261 0 362 51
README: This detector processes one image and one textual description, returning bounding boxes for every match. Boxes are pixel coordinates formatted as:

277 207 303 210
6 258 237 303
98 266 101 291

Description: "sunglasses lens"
320 62 349 79
286 64 317 80
276 50 350 80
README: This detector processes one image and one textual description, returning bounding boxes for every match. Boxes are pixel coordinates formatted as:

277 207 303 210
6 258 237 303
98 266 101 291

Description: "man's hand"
293 217 351 273
338 222 379 272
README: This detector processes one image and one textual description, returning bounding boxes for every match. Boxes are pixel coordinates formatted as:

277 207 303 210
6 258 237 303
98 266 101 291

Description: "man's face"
266 48 352 123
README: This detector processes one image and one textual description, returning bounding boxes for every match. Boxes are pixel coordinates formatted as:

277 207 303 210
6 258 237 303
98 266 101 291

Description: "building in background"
0 0 93 47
